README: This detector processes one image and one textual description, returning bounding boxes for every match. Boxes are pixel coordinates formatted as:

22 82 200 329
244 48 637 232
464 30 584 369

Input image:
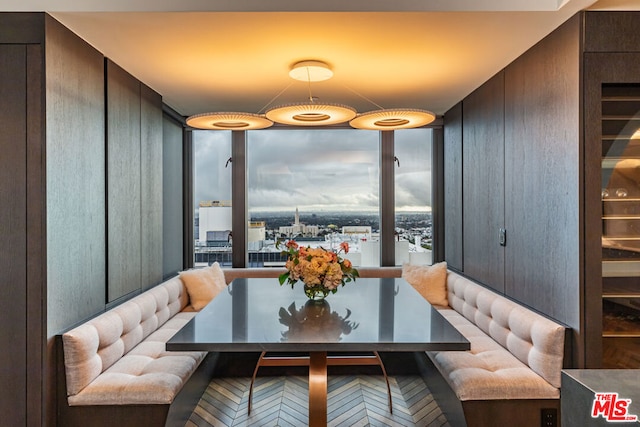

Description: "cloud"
194 128 432 212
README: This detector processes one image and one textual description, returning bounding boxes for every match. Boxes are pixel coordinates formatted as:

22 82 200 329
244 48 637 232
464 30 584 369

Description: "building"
1 3 639 426
278 207 319 238
198 200 232 244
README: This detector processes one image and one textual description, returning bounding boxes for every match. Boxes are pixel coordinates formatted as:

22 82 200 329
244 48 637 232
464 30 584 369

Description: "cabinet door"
600 84 640 368
585 52 640 368
462 72 505 292
0 44 27 426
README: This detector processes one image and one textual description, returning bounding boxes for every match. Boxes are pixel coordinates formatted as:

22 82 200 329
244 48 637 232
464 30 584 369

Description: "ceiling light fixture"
266 61 357 126
186 58 436 130
349 108 437 131
186 112 273 130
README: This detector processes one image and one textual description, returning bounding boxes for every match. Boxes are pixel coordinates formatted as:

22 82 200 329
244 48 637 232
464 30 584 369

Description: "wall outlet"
541 408 557 427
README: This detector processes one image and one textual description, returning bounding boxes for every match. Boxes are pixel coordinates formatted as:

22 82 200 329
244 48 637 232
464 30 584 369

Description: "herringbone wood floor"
187 375 449 427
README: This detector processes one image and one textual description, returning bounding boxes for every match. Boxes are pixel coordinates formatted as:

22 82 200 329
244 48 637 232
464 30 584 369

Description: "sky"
193 128 432 213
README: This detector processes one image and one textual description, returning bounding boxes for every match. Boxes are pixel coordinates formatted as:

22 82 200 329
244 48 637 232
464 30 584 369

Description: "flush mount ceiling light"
186 112 273 130
349 108 436 130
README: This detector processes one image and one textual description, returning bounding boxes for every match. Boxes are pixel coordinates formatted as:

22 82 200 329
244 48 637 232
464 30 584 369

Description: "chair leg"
248 351 267 415
374 351 393 413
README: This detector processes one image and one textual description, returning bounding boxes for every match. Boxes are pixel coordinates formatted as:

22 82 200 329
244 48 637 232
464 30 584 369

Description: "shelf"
603 261 640 277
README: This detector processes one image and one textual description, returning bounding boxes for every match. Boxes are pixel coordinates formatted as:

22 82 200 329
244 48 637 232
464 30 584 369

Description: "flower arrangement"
277 239 359 300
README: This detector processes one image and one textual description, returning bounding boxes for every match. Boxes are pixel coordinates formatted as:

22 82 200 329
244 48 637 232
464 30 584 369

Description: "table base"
247 350 392 426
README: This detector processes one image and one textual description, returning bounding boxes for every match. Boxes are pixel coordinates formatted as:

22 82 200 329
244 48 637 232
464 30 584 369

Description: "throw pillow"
402 261 448 307
180 262 226 311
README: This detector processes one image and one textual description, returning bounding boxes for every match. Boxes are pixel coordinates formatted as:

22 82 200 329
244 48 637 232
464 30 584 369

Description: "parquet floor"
187 375 449 427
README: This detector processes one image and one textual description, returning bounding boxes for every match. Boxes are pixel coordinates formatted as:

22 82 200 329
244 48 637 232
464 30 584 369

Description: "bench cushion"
67 313 205 405
445 271 565 389
429 309 560 401
62 276 195 402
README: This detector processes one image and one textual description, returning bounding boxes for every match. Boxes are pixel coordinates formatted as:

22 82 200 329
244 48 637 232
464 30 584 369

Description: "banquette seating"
403 262 568 427
58 262 568 427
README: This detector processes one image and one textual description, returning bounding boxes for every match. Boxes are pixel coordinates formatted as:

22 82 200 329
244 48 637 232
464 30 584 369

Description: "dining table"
166 276 469 426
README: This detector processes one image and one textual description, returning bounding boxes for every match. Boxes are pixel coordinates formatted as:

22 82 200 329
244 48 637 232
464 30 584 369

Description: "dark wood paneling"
462 72 505 292
0 44 28 427
443 102 463 271
107 59 142 301
504 15 581 347
163 115 184 277
0 12 44 43
140 84 163 290
45 16 106 331
26 44 45 427
584 52 640 368
584 11 640 53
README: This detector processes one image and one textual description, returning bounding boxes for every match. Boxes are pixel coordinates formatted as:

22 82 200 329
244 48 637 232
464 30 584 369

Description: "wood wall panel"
462 72 505 292
140 84 163 290
584 11 640 53
444 102 463 271
45 16 106 332
107 59 142 302
504 15 581 334
162 116 184 277
0 44 28 427
26 44 45 427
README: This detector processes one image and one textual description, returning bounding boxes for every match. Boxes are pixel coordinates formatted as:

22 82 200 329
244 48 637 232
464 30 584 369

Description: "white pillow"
179 262 226 311
402 261 448 307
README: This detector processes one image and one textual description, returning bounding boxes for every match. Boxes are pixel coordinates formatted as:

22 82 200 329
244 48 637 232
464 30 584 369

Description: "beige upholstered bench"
57 271 224 427
412 268 568 427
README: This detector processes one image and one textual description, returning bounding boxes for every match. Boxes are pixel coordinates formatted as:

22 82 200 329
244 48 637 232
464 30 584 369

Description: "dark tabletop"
166 277 469 353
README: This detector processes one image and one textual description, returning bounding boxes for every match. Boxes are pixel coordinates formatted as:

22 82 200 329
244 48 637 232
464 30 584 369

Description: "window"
247 129 379 267
192 128 435 267
193 131 233 266
395 128 433 265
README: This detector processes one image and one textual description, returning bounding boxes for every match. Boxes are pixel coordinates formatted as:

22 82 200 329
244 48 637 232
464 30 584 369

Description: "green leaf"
278 272 290 285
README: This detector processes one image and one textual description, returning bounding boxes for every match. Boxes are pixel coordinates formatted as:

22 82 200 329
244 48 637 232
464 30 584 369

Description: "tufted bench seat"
57 274 221 427
415 269 567 427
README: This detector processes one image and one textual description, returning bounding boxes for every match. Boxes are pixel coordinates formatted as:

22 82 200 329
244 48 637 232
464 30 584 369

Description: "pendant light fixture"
266 61 357 126
186 112 273 130
349 108 436 130
186 59 436 130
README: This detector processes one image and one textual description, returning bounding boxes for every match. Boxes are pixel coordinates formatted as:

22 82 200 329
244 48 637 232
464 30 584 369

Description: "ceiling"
3 0 639 119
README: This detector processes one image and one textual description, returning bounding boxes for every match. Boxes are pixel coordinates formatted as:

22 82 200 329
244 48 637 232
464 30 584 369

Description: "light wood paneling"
462 72 505 293
45 16 106 330
0 43 27 427
444 102 463 271
107 59 141 301
504 15 581 333
140 84 163 290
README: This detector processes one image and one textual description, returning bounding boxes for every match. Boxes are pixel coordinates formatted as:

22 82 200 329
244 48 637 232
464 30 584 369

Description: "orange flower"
343 259 352 269
340 242 349 254
286 240 299 249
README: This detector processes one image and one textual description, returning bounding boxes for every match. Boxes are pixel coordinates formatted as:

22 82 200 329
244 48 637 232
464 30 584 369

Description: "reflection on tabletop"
278 300 359 342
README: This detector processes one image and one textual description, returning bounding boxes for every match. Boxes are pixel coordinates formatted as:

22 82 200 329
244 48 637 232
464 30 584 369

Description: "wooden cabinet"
597 84 640 368
461 72 506 293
